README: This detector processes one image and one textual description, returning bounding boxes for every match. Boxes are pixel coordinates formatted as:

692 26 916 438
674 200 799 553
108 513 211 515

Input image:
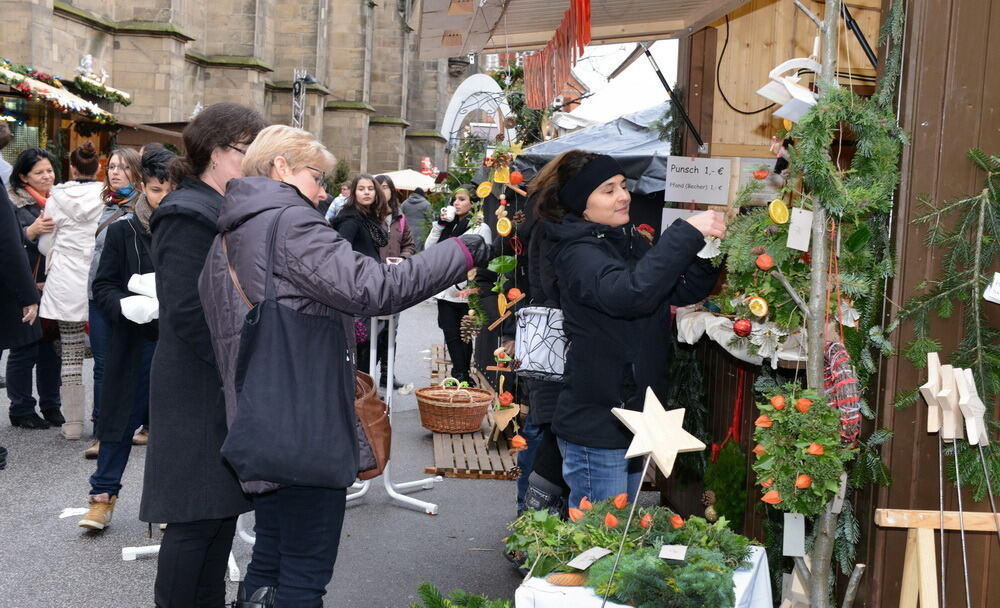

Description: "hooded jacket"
37 180 105 321
547 215 720 449
199 177 474 493
400 192 432 249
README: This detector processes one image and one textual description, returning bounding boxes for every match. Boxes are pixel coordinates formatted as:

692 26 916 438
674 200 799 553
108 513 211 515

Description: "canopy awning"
418 0 750 59
0 65 116 124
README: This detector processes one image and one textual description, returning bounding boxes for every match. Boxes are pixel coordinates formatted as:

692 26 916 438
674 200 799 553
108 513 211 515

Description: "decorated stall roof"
0 59 117 124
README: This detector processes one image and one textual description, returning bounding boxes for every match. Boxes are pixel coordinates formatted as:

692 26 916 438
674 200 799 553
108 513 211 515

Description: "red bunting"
523 0 591 109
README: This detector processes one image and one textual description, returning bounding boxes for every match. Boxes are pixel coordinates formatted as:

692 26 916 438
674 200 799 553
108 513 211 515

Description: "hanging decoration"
522 0 591 109
0 59 116 124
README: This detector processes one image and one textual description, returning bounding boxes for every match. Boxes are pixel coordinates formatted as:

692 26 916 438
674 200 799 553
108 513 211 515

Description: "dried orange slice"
493 166 510 184
768 199 789 224
476 182 493 198
748 296 769 318
497 293 509 316
782 119 793 132
497 216 512 237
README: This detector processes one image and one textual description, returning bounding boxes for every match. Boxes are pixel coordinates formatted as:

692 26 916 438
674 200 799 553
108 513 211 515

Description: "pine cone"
751 245 767 255
513 210 526 224
702 490 717 506
459 313 480 343
704 505 719 522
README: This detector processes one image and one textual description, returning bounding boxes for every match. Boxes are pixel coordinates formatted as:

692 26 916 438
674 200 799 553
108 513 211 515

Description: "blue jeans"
557 437 643 510
243 486 347 607
88 301 112 425
516 419 545 511
5 340 61 417
89 337 155 496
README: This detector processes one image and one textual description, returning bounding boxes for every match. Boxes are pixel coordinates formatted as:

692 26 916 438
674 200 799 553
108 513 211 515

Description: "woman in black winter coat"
330 173 390 372
140 102 267 607
534 150 726 510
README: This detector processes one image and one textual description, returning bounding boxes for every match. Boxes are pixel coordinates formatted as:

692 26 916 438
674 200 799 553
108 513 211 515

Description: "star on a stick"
612 388 706 478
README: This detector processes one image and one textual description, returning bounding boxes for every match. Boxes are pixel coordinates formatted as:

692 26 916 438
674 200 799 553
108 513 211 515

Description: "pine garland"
884 149 1000 500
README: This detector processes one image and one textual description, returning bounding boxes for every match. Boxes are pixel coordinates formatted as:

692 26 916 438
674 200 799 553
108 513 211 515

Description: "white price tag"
566 547 612 570
984 272 1000 304
658 544 688 561
786 208 813 252
782 513 806 557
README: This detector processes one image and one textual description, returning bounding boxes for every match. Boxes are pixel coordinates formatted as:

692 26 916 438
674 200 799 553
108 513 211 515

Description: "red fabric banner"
523 0 591 109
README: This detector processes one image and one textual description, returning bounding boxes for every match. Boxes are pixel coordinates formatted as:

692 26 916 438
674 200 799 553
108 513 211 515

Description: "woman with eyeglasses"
138 102 268 607
198 125 489 607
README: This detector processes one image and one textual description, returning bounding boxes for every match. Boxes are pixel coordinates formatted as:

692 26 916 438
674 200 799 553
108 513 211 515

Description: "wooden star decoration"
612 387 706 478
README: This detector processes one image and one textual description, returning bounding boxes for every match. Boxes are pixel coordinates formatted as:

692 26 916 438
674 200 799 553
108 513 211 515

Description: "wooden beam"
483 19 686 51
685 0 754 35
875 508 1000 532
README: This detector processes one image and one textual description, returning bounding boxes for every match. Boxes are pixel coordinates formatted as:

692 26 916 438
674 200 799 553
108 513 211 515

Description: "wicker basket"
415 377 493 433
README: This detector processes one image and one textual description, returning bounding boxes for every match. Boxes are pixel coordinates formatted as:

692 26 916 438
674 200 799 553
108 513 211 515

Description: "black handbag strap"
221 206 292 309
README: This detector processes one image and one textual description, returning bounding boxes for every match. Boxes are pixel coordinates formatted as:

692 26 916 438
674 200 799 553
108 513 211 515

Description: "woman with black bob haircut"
6 147 60 430
534 150 726 510
139 102 267 607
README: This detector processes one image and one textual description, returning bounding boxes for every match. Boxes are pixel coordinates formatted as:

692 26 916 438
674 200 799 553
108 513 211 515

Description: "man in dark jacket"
399 187 432 251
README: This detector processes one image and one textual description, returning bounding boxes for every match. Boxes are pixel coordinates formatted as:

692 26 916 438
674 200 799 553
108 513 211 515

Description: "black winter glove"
457 234 491 267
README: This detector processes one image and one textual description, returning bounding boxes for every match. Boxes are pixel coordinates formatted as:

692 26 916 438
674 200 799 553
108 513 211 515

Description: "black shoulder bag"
219 207 360 488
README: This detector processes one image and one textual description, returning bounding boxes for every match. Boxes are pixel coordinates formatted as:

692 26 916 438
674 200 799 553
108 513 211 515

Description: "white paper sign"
567 547 612 570
665 157 731 206
658 544 688 561
786 208 813 251
984 272 1000 304
782 513 806 557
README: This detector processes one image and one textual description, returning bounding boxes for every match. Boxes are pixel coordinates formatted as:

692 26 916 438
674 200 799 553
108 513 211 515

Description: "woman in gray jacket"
198 125 489 608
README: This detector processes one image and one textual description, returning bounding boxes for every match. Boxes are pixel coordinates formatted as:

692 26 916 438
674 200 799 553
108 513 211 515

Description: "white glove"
127 273 157 298
120 295 159 324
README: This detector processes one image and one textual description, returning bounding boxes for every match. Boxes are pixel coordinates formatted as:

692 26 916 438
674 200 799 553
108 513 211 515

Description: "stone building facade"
0 0 472 173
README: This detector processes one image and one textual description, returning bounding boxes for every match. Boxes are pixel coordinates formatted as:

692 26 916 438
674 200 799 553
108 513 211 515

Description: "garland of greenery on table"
505 497 754 608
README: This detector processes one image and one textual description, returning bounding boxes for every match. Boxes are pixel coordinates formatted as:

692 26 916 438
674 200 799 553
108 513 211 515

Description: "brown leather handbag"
354 371 391 481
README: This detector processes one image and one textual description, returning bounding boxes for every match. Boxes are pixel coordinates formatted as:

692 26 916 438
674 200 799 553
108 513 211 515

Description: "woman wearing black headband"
533 150 725 510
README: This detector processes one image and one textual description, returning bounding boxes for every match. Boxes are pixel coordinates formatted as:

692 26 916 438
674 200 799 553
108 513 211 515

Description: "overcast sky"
569 39 680 123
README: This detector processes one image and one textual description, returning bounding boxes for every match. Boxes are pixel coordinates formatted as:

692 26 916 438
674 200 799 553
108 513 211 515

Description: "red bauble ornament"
733 318 752 337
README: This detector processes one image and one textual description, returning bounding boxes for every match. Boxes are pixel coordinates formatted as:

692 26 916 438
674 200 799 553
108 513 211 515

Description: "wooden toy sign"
664 156 731 206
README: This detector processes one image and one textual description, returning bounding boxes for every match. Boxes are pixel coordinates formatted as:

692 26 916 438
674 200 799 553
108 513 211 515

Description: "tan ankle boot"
79 495 116 530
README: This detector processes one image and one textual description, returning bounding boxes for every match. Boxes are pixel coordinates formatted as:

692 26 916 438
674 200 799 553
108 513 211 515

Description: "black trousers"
437 300 472 381
154 516 238 607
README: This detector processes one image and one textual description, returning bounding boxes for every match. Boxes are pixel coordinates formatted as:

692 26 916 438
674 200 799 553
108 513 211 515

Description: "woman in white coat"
38 142 106 439
424 186 491 384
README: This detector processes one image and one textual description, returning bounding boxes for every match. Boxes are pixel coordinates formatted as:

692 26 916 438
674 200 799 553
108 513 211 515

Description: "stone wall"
3 0 458 174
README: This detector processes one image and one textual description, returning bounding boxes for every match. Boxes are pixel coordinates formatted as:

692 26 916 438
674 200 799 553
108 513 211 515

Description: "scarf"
109 186 137 208
360 213 389 248
133 193 154 233
24 185 49 208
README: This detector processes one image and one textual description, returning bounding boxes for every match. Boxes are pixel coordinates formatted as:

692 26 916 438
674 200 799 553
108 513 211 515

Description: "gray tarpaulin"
512 102 671 196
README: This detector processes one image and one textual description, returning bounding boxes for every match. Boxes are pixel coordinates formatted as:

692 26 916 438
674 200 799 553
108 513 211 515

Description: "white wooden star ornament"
611 387 706 478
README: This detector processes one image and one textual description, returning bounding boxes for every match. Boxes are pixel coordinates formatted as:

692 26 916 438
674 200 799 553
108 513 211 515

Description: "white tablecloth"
515 545 772 608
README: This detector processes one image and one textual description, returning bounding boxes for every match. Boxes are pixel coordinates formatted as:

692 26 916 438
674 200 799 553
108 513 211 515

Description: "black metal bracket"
641 44 707 154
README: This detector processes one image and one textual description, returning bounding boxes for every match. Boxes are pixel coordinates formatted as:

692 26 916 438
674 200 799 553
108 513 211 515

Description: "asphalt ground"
0 301 526 607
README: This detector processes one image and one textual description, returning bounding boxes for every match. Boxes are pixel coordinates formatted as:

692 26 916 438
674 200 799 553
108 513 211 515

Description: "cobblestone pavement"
0 301 525 607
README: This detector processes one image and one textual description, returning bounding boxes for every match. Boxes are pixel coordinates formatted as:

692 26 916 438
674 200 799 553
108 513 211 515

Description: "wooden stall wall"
708 0 881 158
865 0 1000 606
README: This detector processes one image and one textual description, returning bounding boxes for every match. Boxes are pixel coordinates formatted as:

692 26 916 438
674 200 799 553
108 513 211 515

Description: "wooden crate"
424 428 520 480
429 343 452 380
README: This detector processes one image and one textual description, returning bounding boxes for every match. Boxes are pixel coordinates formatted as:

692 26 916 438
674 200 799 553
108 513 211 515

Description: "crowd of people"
0 101 724 607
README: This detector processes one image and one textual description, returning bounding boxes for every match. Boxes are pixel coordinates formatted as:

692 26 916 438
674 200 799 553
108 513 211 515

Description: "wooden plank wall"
865 0 1000 606
708 0 882 158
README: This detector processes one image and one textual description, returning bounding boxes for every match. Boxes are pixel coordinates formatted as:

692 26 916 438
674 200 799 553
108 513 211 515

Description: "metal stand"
345 314 443 514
